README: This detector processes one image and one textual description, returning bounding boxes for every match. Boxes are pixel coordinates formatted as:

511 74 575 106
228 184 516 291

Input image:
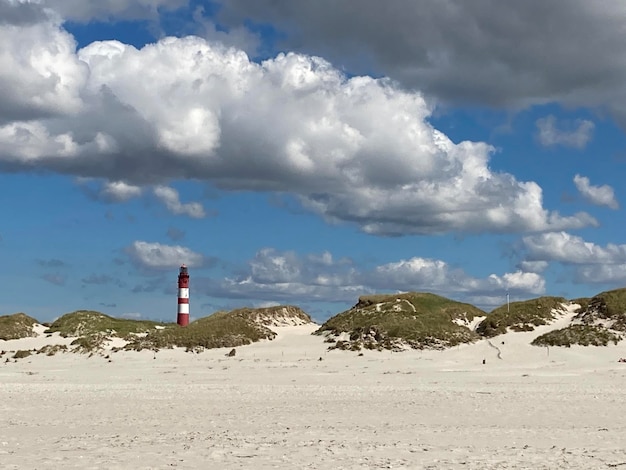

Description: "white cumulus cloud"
523 232 626 265
517 260 549 273
200 249 546 304
101 181 143 202
126 241 205 269
573 174 619 209
576 265 626 284
522 232 626 286
536 115 595 149
153 186 206 218
0 11 87 122
0 4 597 236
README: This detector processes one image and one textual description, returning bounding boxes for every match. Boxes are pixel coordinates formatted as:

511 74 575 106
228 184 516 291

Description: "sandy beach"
2 321 626 469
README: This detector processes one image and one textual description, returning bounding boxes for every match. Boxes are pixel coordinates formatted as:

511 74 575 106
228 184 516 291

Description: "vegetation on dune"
5 288 626 355
45 310 169 339
13 349 33 359
528 288 626 347
574 288 626 331
42 310 171 354
570 297 591 313
233 305 312 326
316 292 486 351
0 313 39 340
3 306 309 355
125 309 280 351
532 325 622 347
37 344 68 356
476 297 568 338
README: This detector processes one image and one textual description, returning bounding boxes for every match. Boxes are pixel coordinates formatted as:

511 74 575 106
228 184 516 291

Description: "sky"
1 0 626 323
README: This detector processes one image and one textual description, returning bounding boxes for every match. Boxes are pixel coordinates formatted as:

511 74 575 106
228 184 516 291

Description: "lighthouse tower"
177 264 190 326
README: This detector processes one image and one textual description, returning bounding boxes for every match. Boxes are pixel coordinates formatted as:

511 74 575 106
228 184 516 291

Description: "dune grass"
0 313 39 340
575 288 626 330
13 349 33 359
45 310 170 339
316 292 485 350
476 297 568 338
532 325 622 347
125 310 277 351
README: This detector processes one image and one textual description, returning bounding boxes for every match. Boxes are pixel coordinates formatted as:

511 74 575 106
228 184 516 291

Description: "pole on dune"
507 291 510 313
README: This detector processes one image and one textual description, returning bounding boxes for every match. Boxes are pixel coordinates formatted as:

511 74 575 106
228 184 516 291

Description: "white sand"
2 317 626 469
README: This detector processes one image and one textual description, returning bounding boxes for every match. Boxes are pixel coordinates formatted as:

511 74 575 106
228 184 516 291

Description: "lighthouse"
177 264 190 326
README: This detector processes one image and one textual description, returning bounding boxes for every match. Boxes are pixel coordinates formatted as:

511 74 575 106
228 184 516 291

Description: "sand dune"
2 317 626 469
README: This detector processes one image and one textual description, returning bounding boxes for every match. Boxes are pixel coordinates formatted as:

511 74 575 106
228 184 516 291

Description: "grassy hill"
475 297 569 338
44 310 170 352
574 287 626 330
0 312 39 340
315 292 486 351
531 325 622 347
46 310 168 338
532 288 626 347
124 306 308 351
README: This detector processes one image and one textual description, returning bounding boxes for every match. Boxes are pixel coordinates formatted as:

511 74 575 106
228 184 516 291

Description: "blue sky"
1 0 626 323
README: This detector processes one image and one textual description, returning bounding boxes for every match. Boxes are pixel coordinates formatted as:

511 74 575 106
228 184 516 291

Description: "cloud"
535 115 594 149
0 21 596 236
153 186 206 218
521 232 626 286
575 265 626 284
100 181 143 202
216 0 626 122
0 0 50 26
76 178 143 203
199 248 545 305
573 174 619 209
200 248 362 303
0 9 87 123
41 273 65 286
37 258 67 268
522 232 626 265
191 5 260 54
42 0 187 22
517 260 549 273
81 273 126 287
126 240 206 269
367 257 545 296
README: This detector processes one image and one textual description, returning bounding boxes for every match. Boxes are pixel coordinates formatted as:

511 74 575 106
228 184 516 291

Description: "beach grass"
316 292 485 350
476 296 568 338
532 325 622 347
124 309 278 351
0 313 39 340
45 310 170 339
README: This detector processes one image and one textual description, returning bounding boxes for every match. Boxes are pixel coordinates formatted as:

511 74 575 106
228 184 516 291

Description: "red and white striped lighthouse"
177 264 190 326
